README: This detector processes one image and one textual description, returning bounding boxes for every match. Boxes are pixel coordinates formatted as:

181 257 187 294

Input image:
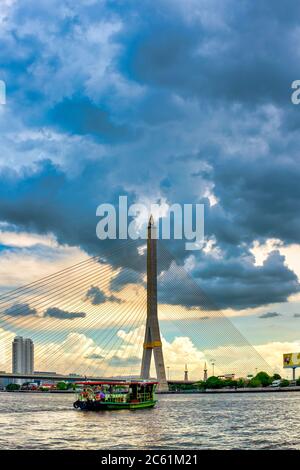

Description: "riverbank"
159 385 300 394
2 386 300 394
0 389 75 393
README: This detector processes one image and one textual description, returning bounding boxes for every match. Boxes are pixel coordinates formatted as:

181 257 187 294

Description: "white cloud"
0 228 57 248
118 325 205 379
251 239 300 281
1 317 299 381
202 340 300 379
0 241 87 292
0 325 205 378
0 0 16 26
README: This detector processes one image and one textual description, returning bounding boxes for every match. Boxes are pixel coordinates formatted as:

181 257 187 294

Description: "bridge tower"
140 215 169 391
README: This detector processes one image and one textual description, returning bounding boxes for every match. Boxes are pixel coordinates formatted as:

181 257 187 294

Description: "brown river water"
1 392 300 449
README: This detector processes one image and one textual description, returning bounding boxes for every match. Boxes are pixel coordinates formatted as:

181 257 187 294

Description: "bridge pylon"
140 215 169 391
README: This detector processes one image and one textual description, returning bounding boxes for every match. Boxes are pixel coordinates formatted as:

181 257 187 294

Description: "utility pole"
211 359 216 377
203 362 208 381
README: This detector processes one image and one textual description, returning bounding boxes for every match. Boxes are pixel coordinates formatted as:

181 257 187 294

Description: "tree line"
169 371 300 391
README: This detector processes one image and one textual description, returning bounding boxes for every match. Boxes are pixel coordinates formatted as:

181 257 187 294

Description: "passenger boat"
73 380 158 411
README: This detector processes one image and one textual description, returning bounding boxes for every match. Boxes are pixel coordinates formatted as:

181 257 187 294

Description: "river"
1 392 299 449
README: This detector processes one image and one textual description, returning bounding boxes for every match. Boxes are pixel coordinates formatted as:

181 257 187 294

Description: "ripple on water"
1 392 300 449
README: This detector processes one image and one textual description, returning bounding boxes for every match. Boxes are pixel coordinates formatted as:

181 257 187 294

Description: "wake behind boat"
73 380 158 411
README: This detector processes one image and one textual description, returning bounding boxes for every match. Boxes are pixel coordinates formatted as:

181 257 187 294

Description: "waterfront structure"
140 216 168 391
184 364 189 382
218 373 235 380
12 336 34 376
204 362 208 381
34 371 57 376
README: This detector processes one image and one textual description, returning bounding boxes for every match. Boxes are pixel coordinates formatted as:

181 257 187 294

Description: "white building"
12 336 34 378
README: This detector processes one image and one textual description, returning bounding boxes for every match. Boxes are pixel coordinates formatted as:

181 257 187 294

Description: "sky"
0 0 300 379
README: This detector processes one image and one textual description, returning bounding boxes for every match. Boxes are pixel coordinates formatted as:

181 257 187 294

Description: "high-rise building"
24 338 34 374
12 336 34 375
12 336 23 375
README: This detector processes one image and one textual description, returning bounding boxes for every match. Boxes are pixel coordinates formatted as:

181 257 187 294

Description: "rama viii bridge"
141 216 168 391
0 217 273 388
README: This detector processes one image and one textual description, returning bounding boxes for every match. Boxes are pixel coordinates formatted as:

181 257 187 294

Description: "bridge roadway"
0 372 195 385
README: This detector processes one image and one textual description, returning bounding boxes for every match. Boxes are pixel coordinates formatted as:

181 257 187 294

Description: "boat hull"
73 399 157 411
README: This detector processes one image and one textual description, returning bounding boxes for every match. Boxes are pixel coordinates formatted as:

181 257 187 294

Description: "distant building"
34 371 57 376
12 336 34 376
0 376 11 389
218 373 235 380
24 338 34 374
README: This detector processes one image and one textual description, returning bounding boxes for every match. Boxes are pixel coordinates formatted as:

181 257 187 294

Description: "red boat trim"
75 380 158 386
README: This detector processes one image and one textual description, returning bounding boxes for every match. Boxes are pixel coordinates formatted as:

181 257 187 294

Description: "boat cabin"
73 380 158 410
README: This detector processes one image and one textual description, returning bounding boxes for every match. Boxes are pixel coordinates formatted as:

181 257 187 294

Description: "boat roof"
75 380 158 386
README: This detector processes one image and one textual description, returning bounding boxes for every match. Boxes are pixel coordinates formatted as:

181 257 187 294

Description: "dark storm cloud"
0 158 298 311
194 251 300 310
0 0 300 314
48 98 136 143
259 312 281 319
124 0 300 106
85 286 122 305
158 251 299 310
109 355 140 366
4 303 37 317
84 353 104 360
110 268 145 292
205 154 300 246
44 307 86 320
0 159 146 273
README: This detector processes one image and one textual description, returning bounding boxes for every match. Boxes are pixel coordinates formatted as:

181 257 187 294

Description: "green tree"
67 382 76 390
280 379 289 387
248 377 261 388
168 383 178 392
194 380 206 390
223 379 238 388
205 376 224 389
255 371 271 387
296 377 300 386
6 383 20 391
272 373 281 381
56 381 68 390
237 378 246 388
